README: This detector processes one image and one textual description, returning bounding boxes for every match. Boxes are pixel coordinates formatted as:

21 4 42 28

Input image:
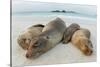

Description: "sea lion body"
42 18 67 47
26 18 67 58
71 28 93 56
63 23 80 44
17 24 44 50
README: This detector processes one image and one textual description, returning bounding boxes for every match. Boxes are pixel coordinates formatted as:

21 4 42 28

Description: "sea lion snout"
81 45 93 56
81 39 93 56
26 46 39 59
26 48 33 58
83 49 93 56
26 52 32 58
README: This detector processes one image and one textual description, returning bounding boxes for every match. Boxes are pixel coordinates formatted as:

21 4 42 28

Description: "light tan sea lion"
62 23 80 44
17 24 44 50
71 28 93 56
26 17 67 58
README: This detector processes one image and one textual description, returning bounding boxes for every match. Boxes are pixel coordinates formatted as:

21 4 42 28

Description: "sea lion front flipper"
33 24 45 27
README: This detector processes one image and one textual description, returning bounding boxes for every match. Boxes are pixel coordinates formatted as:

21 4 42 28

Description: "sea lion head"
79 38 93 56
26 36 49 58
63 23 80 44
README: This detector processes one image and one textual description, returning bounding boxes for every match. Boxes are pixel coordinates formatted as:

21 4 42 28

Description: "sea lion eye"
33 41 41 48
33 42 39 47
34 42 44 48
34 42 38 45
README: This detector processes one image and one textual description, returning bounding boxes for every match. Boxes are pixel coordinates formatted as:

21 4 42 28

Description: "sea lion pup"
62 23 80 44
71 28 93 56
26 17 67 58
17 24 44 50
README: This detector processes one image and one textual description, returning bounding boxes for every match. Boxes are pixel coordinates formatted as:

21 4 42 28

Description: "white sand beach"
12 15 97 67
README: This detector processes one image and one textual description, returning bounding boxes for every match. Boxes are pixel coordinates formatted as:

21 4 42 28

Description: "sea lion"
62 23 80 44
26 17 67 58
71 28 93 56
17 24 44 50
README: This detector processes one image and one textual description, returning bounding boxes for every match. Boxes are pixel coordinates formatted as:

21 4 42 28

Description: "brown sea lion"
26 17 67 58
71 28 93 56
62 23 80 44
17 24 44 50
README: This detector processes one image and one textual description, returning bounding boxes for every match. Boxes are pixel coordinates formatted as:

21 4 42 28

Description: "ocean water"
13 11 96 19
12 1 97 20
